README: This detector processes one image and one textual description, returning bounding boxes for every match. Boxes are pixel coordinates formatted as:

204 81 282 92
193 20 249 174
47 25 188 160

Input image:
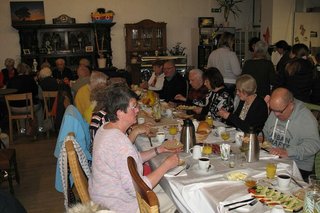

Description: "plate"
187 164 214 175
225 170 249 181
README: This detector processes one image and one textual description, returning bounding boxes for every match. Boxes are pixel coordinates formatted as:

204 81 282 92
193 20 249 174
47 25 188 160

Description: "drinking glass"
221 131 230 141
169 125 178 140
229 154 235 168
266 163 277 179
202 143 212 156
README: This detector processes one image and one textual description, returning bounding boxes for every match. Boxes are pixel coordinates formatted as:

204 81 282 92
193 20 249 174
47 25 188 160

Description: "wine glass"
168 125 178 140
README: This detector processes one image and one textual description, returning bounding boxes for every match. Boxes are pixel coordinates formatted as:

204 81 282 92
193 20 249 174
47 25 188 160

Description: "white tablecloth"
135 126 304 213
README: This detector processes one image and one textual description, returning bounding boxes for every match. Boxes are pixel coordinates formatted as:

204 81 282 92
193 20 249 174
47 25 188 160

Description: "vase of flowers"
216 0 244 26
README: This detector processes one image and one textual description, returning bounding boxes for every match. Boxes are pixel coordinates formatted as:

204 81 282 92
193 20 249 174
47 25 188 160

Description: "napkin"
218 194 254 213
259 150 279 160
164 165 188 177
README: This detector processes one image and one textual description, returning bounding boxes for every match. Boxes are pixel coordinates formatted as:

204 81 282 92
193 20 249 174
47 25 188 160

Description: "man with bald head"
52 58 74 83
174 68 208 106
263 87 320 180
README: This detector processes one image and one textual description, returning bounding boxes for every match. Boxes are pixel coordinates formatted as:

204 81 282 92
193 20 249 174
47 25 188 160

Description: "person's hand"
193 106 202 114
174 94 186 102
139 81 148 89
163 153 180 170
218 108 230 119
269 147 288 158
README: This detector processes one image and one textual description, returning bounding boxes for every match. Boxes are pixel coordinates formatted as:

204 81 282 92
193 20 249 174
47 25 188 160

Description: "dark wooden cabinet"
125 19 166 84
13 23 115 70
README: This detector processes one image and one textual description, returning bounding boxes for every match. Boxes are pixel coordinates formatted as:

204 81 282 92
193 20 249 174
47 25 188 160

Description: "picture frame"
85 46 93 52
23 49 31 54
10 1 45 26
198 17 214 28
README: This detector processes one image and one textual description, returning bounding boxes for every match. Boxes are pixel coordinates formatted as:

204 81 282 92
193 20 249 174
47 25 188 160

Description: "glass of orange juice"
221 131 230 141
168 125 178 140
202 143 212 156
266 163 277 179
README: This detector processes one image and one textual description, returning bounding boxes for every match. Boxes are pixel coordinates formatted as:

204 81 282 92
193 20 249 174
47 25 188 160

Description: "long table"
135 125 305 213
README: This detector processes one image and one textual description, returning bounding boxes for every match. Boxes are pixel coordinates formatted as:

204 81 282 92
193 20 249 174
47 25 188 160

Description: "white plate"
225 170 249 181
187 164 214 175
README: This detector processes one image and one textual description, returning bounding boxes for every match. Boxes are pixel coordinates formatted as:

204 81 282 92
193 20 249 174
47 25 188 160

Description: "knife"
223 197 255 207
228 199 257 211
147 135 153 147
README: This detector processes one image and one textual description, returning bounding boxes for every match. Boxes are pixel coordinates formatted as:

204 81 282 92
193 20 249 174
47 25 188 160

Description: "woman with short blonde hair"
236 74 257 96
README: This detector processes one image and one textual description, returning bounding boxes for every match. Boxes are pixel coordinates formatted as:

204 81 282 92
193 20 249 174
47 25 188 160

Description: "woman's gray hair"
16 63 31 75
254 41 268 58
89 71 109 90
236 74 257 96
39 67 52 79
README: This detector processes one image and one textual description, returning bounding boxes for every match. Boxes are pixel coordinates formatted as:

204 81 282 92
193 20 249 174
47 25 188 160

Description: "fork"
174 164 190 176
228 199 258 211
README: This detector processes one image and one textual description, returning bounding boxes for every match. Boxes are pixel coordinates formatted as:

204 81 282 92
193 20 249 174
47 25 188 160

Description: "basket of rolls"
195 121 211 142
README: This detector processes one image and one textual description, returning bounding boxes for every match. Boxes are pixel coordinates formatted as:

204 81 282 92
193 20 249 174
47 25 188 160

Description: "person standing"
207 32 241 93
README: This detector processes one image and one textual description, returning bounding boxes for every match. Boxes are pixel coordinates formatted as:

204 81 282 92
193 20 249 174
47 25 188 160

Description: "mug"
235 131 244 146
137 117 145 124
156 132 165 143
189 145 202 159
217 126 226 136
277 174 291 189
198 157 210 170
166 109 173 118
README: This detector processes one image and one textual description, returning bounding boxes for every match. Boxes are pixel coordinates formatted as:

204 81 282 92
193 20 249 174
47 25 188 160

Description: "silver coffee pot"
243 127 260 162
180 119 196 153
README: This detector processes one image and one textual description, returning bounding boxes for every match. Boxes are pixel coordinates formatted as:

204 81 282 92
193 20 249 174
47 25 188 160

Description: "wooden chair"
0 148 20 195
42 91 58 136
65 138 90 204
5 93 34 143
127 156 159 213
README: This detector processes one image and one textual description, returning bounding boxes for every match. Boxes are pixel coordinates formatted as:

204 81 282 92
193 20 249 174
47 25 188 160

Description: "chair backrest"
65 139 90 204
42 91 58 118
5 92 34 120
127 156 159 213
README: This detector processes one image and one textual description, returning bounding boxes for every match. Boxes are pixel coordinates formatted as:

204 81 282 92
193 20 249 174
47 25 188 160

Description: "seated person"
193 67 234 121
1 58 17 88
71 65 91 95
79 58 91 69
174 68 208 106
140 60 165 91
263 87 320 180
52 58 74 83
38 67 58 91
75 71 108 123
7 63 44 133
218 74 268 133
89 85 180 213
158 60 187 103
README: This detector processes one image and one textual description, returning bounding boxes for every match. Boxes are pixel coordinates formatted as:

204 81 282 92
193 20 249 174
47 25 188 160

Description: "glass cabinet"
125 19 167 84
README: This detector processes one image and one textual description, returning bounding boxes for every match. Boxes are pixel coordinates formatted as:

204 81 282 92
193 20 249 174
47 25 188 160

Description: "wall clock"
53 14 76 24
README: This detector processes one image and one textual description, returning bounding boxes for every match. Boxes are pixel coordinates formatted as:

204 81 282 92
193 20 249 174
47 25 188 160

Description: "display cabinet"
13 23 115 71
125 19 166 84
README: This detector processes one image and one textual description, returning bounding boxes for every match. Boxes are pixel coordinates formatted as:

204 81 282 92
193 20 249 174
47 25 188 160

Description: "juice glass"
168 125 178 140
202 143 212 156
266 163 277 179
221 131 230 141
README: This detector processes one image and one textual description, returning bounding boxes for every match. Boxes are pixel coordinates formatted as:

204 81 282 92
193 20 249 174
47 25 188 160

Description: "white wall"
0 0 253 69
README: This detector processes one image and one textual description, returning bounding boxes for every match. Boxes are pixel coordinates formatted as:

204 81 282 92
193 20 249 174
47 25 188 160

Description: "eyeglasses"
128 104 139 111
163 66 174 71
270 102 290 114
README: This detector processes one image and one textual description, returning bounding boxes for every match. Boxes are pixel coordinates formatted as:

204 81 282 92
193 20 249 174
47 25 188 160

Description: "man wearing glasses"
263 87 320 180
159 60 187 103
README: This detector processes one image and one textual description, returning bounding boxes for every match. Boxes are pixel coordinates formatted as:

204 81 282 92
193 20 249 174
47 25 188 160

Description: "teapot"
180 119 196 153
242 127 261 163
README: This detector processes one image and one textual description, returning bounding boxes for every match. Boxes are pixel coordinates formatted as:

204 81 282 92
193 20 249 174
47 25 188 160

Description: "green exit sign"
211 8 221 13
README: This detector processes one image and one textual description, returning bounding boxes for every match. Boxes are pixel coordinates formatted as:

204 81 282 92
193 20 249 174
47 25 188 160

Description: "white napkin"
218 194 253 213
259 150 279 160
164 165 188 177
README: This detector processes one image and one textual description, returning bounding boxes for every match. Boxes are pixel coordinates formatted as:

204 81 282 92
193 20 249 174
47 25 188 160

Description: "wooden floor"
0 134 64 213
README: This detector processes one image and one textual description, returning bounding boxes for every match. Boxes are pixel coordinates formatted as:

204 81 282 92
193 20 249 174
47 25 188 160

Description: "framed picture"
198 17 214 28
10 1 45 26
85 46 93 52
23 49 30 54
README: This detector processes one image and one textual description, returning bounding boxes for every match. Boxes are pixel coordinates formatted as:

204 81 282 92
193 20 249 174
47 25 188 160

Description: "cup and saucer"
188 157 214 175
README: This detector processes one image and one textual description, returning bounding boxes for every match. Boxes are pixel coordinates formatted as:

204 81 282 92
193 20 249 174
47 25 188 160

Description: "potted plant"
216 0 244 25
169 42 186 56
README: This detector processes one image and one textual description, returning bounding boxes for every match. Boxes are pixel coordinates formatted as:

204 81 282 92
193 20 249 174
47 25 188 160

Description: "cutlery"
207 164 212 172
223 197 255 207
291 176 304 188
174 164 190 176
147 135 153 147
228 199 257 211
261 147 270 153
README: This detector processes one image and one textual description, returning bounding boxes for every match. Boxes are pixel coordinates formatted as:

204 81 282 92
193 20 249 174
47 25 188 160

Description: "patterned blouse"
201 88 234 121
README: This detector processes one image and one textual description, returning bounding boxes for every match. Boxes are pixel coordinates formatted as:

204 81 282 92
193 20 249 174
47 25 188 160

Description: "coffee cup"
235 131 244 146
156 132 165 143
137 117 145 124
198 157 210 170
166 109 173 118
217 126 226 136
277 174 291 189
190 145 202 160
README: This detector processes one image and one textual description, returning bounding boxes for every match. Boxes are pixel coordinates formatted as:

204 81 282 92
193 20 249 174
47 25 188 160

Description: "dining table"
135 116 306 213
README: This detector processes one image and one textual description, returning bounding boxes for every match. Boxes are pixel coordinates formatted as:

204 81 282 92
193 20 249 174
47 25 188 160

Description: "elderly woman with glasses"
89 85 180 213
218 74 268 133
